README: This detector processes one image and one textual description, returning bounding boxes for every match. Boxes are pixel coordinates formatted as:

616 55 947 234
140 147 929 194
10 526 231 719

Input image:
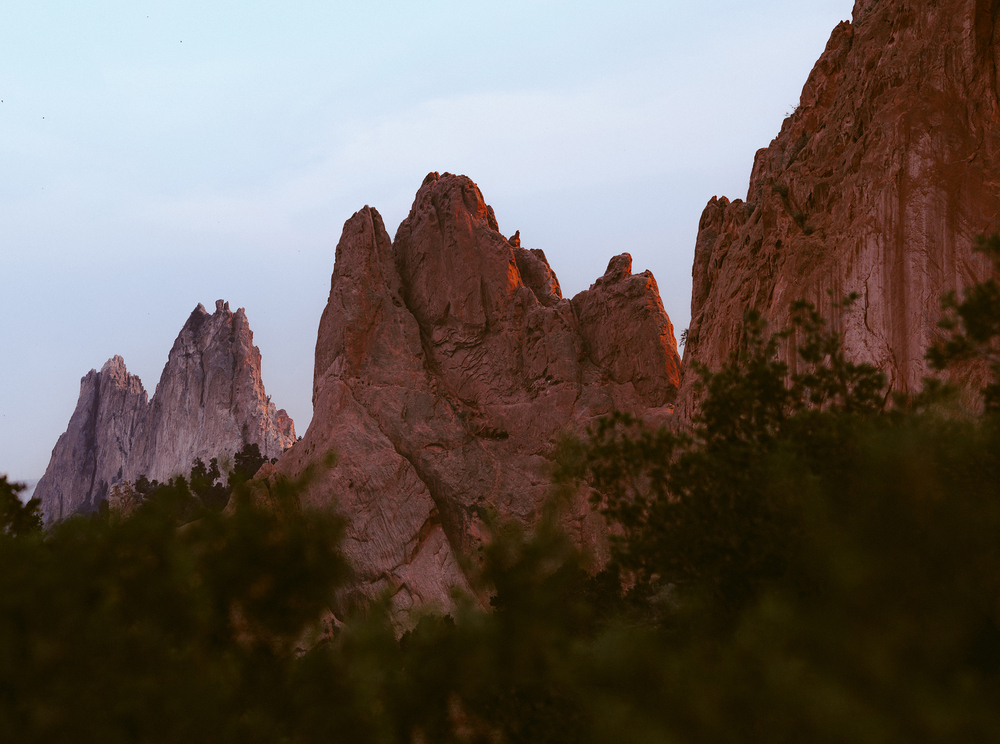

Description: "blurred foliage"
565 298 888 620
558 293 1000 741
1 474 43 538
0 465 350 744
2 247 1000 741
928 232 1000 411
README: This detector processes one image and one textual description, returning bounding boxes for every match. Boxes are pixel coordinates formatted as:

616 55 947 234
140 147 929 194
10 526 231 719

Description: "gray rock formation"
36 300 296 523
35 356 149 521
276 173 681 623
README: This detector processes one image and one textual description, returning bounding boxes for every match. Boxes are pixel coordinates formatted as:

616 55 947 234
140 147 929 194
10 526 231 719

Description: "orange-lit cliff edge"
679 0 1000 414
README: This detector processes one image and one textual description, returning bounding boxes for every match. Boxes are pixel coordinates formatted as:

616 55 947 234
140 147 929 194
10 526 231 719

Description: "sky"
1 0 856 482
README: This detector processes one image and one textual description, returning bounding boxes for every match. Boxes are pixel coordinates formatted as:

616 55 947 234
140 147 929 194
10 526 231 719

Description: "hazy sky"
1 0 856 482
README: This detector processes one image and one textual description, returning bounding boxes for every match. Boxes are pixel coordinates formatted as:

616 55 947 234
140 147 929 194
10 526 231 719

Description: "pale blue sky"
1 0 856 481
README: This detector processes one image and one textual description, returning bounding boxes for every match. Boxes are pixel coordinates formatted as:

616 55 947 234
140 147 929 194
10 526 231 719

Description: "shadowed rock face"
680 0 1000 411
35 357 149 522
277 172 681 622
36 301 296 522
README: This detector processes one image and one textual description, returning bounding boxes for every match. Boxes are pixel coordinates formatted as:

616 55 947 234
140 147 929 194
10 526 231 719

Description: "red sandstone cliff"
36 301 296 522
276 173 681 621
681 0 1000 409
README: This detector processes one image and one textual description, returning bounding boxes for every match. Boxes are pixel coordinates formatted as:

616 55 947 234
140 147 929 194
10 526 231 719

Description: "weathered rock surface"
277 173 681 621
36 300 295 522
681 0 1000 410
35 356 149 521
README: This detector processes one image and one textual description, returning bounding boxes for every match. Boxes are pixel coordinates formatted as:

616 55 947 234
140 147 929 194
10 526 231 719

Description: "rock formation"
276 172 681 621
681 0 1000 409
36 300 295 522
35 356 149 523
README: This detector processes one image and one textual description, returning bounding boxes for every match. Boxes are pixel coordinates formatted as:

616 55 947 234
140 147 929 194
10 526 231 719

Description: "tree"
0 460 352 743
120 443 272 521
928 232 1000 411
0 475 42 538
189 457 229 510
107 480 141 521
557 296 1000 739
230 442 269 487
572 299 887 618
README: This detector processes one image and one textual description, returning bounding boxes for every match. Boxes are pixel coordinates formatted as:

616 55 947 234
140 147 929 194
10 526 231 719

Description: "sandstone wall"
681 0 1000 410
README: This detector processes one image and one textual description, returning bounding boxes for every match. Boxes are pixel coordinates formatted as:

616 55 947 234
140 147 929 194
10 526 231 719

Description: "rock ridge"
277 172 681 622
36 300 295 522
680 0 1000 411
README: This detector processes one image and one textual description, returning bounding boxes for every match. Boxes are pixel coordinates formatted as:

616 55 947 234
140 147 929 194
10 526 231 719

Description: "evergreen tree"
0 475 42 538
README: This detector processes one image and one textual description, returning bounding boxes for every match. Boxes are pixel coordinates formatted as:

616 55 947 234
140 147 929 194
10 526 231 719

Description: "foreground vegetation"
2 239 999 742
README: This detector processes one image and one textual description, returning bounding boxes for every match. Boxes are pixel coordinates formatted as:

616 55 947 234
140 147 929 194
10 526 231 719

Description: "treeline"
102 442 274 521
1 239 999 742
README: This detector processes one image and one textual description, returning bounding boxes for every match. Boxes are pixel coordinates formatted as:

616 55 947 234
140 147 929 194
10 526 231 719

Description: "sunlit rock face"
277 172 681 622
680 0 1000 411
36 301 296 523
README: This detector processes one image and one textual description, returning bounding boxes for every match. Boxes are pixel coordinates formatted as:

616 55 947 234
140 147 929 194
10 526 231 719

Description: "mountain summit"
274 172 681 621
36 300 295 522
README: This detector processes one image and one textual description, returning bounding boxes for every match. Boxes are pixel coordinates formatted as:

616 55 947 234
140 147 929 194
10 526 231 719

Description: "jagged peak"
96 355 145 395
100 355 127 374
37 300 295 522
286 171 682 620
399 172 501 242
602 253 632 282
180 299 246 341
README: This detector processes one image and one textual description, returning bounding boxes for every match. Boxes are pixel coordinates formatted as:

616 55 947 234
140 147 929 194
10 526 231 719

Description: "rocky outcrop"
277 172 681 621
132 301 296 483
34 357 149 521
36 301 295 522
681 0 1000 409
